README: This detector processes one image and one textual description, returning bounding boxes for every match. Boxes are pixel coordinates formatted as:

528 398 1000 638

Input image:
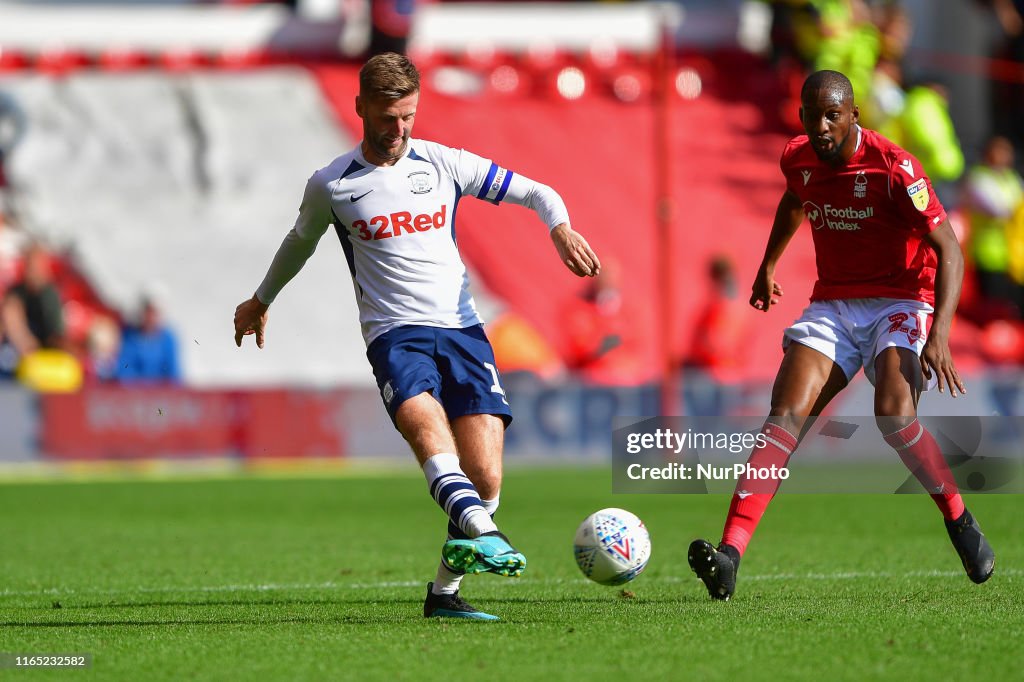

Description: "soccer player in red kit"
688 70 995 600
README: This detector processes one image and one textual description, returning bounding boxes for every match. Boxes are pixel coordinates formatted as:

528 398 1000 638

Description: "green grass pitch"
0 467 1020 681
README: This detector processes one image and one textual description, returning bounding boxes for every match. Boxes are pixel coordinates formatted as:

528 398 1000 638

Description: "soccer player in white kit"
233 53 601 620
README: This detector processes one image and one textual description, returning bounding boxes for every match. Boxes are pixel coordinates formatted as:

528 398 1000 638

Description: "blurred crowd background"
0 0 1022 463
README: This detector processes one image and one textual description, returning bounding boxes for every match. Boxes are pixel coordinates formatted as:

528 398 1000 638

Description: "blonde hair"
359 53 420 100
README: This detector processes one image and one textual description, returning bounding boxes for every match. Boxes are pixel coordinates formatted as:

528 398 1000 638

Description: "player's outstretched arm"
480 167 598 277
234 223 323 349
234 294 270 348
921 219 966 396
233 170 330 350
750 190 804 312
551 223 600 278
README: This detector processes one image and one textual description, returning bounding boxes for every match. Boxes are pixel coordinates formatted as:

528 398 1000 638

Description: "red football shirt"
781 126 947 304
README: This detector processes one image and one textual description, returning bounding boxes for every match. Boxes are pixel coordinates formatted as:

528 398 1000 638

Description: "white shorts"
782 298 934 387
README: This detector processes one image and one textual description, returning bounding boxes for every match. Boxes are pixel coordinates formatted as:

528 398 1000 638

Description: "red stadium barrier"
40 387 349 460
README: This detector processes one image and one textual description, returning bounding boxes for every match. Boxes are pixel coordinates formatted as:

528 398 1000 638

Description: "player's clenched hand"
234 295 270 348
920 332 966 397
551 223 601 277
749 268 783 312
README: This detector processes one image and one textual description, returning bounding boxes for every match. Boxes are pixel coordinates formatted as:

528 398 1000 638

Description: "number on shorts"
887 312 909 333
483 362 509 405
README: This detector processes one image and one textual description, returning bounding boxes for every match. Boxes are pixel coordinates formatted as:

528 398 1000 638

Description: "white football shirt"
256 138 570 345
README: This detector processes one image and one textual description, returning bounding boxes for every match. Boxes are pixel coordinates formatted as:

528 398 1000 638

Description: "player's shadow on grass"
5 595 689 629
496 596 675 603
46 597 421 610
32 596 632 612
0 615 387 628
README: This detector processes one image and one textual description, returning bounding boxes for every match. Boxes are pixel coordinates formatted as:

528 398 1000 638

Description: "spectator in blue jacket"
117 294 181 384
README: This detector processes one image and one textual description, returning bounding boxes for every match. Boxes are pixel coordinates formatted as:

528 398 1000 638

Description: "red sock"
883 419 964 521
721 422 799 556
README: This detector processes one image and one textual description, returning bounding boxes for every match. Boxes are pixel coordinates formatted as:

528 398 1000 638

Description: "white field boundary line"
1 569 1019 599
0 458 420 485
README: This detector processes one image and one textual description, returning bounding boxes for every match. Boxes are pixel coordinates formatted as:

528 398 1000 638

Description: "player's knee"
874 415 915 437
765 407 807 437
463 462 501 498
873 393 916 421
477 471 502 500
873 403 916 437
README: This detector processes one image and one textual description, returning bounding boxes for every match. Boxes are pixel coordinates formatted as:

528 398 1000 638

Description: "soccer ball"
573 508 651 585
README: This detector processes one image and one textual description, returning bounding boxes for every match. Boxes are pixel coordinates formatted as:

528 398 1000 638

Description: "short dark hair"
359 52 420 100
801 70 854 105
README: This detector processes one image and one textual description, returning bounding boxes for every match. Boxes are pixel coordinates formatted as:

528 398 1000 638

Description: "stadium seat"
35 49 91 75
15 349 84 393
157 49 209 72
0 48 30 72
213 48 271 70
98 48 152 72
981 320 1024 364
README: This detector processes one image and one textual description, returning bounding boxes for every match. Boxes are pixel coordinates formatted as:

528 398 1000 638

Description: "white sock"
431 561 464 595
481 495 500 517
422 453 498 538
432 495 502 596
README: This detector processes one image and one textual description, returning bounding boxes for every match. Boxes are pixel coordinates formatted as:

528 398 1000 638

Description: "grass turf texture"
0 468 1020 681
